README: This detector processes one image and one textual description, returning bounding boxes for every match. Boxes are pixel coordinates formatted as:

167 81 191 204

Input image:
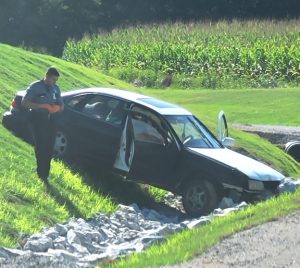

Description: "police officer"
21 67 64 183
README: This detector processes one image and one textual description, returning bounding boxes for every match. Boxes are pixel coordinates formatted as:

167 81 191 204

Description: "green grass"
139 88 300 126
63 20 300 89
106 189 300 268
0 43 133 246
0 42 300 256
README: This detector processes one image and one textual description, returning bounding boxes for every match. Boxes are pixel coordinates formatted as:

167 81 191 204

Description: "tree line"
0 0 299 55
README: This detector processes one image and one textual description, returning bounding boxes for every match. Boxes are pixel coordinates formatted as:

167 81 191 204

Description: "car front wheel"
182 180 218 217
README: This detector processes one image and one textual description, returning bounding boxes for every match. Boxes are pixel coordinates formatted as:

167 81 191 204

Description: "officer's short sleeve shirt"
24 80 63 106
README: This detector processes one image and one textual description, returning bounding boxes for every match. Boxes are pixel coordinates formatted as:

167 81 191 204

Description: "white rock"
123 220 141 231
66 229 81 245
277 178 297 194
139 235 166 249
54 224 68 236
43 228 60 240
212 208 223 215
107 242 137 256
85 231 104 243
186 218 211 229
86 243 106 254
99 228 115 240
32 252 54 258
236 202 248 209
0 247 29 258
128 203 141 213
53 236 67 250
156 224 183 235
213 207 239 216
79 252 111 265
29 233 44 240
110 219 122 228
24 237 53 252
67 229 92 247
293 178 300 187
53 243 65 250
218 197 236 209
69 243 90 255
47 248 79 262
117 204 139 214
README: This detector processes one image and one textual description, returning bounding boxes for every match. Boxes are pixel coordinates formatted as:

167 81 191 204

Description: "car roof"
63 87 192 116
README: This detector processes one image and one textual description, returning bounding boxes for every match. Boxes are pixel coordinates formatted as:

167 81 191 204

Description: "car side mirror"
218 110 235 147
222 137 235 147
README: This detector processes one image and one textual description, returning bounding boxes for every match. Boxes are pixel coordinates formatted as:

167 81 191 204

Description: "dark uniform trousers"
30 111 56 180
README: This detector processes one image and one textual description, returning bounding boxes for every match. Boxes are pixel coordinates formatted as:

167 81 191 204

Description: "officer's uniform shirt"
23 80 63 106
23 80 63 120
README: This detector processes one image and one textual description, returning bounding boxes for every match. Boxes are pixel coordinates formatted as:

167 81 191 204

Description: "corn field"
63 20 300 88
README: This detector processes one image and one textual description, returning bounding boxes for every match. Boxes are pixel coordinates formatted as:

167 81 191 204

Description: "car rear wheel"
182 180 218 217
53 130 71 159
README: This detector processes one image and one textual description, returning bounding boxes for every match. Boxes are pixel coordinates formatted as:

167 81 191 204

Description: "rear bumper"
2 110 33 142
2 111 18 131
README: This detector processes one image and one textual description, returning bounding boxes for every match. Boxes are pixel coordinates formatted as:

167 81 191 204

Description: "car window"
130 106 166 145
67 95 89 110
81 95 127 126
166 115 221 148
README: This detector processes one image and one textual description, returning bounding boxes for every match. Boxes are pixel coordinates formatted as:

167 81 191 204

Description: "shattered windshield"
165 115 221 148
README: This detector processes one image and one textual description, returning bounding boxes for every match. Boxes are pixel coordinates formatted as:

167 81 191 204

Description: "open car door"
114 105 179 187
218 110 235 147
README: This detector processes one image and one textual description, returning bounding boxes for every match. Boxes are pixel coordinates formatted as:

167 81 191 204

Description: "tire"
53 130 71 160
182 180 218 217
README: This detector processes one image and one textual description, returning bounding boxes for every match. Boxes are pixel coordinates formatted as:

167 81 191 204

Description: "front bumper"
223 179 282 195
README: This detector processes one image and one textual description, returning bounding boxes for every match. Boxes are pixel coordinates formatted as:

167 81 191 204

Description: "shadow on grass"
63 158 185 218
3 122 185 217
45 183 84 218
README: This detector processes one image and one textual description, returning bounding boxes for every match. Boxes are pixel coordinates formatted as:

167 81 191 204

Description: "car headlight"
248 180 264 191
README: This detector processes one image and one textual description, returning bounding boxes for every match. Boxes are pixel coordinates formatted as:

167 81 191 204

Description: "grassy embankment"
63 20 300 89
0 43 131 247
0 43 299 263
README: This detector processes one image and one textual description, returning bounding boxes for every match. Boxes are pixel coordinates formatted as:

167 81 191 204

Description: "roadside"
162 211 300 268
232 123 300 144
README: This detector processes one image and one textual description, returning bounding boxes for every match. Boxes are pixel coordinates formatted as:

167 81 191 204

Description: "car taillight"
11 99 18 108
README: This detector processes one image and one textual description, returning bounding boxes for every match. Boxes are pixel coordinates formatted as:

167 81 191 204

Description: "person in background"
21 67 64 184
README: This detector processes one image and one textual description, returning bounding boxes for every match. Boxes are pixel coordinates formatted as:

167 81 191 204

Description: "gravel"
232 123 300 144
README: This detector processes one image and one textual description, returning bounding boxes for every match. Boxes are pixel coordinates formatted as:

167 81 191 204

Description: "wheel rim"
186 184 206 211
53 131 68 157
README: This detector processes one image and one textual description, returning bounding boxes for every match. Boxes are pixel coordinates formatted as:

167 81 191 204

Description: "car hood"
189 147 285 181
